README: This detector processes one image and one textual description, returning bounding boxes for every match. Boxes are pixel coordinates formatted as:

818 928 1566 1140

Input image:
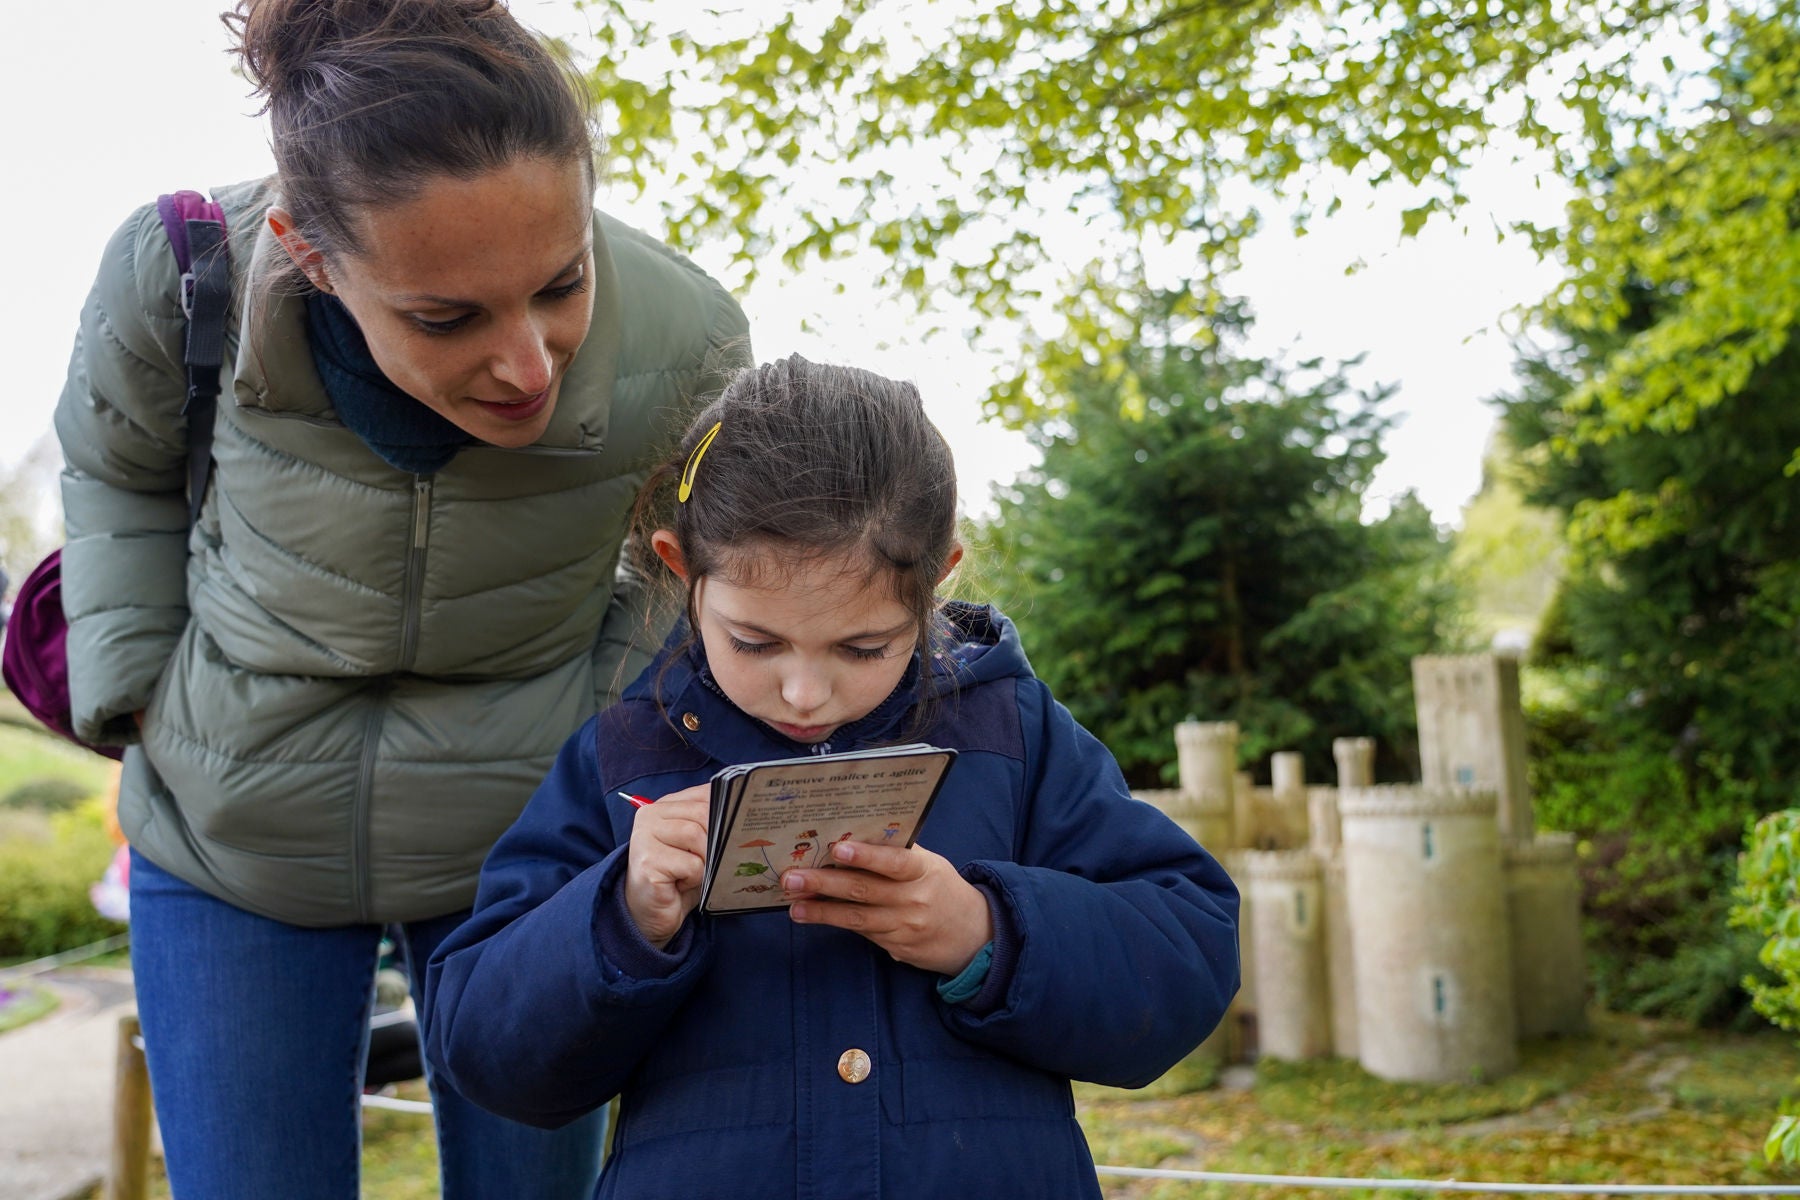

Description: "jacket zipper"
398 475 433 670
352 682 389 922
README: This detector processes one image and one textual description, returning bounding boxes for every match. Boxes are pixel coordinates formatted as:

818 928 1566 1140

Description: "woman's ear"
267 207 334 294
650 530 689 581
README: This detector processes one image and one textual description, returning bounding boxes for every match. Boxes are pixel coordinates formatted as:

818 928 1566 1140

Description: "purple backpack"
1 192 229 758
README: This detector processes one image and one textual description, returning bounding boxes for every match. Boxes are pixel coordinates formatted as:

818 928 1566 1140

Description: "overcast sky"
0 0 1567 527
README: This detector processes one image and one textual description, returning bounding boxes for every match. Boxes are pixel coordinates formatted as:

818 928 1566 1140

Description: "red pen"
618 791 653 808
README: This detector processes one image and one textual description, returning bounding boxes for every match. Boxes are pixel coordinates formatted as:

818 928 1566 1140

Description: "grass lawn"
75 1010 1800 1199
1080 1011 1800 1198
0 720 114 807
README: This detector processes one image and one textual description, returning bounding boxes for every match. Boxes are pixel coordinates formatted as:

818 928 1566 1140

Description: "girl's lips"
474 389 550 423
773 721 834 742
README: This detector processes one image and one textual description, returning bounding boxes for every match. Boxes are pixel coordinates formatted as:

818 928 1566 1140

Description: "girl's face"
654 537 922 745
272 156 596 448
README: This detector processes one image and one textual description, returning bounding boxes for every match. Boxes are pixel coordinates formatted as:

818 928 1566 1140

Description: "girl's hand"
623 785 711 950
782 841 993 976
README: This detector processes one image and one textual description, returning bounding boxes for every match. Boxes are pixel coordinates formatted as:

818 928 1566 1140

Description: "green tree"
576 0 1700 420
1541 8 1800 489
981 310 1463 786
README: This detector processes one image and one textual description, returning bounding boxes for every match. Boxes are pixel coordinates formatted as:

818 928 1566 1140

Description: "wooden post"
106 1013 152 1200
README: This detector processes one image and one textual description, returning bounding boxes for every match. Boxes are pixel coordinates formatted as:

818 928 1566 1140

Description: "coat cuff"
590 855 695 982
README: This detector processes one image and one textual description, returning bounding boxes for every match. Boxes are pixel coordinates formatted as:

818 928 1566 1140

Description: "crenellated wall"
1131 654 1587 1084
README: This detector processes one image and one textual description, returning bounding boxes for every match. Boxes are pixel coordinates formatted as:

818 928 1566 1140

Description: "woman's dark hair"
225 0 595 263
634 355 962 725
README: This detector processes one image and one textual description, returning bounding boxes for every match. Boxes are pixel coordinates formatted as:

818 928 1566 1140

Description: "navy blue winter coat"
424 603 1239 1200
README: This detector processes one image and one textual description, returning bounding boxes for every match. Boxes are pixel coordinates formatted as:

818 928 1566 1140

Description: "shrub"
0 777 97 813
0 801 124 959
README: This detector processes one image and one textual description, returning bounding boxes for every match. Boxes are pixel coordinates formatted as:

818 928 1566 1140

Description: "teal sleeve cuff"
936 942 994 1006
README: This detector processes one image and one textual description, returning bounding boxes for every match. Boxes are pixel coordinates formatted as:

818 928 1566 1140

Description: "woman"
52 1 748 1195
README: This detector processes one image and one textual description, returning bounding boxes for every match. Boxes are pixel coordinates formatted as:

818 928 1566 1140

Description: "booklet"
700 743 958 915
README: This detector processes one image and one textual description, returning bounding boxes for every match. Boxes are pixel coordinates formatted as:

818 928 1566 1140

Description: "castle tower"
1220 848 1257 1051
1241 850 1333 1060
1505 833 1589 1038
1174 721 1238 849
1339 785 1518 1083
1321 854 1358 1058
1266 752 1310 848
1333 737 1376 789
1412 656 1534 843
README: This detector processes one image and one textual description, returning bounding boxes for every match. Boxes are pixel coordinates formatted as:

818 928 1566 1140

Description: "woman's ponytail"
222 0 594 264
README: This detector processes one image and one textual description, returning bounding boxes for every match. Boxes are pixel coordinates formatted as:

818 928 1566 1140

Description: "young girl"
422 355 1240 1199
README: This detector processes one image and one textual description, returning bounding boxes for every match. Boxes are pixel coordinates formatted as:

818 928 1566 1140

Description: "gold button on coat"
681 712 701 731
837 1048 871 1084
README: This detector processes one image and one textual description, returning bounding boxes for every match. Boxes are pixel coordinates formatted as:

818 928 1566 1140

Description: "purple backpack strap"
156 190 228 525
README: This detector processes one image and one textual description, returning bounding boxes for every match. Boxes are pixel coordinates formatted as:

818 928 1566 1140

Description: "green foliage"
979 315 1464 785
576 0 1701 422
0 724 112 809
1544 9 1800 470
1738 812 1800 1029
0 802 123 959
1734 809 1800 1161
1 777 97 813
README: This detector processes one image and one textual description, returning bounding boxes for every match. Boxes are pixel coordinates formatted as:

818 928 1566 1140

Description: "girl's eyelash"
410 275 588 337
728 635 776 656
726 636 890 661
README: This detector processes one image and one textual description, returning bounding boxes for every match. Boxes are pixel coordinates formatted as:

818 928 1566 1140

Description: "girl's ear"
650 530 689 581
937 543 964 584
267 207 334 294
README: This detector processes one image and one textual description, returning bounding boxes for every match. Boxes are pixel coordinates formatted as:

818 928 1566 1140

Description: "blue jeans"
129 849 606 1199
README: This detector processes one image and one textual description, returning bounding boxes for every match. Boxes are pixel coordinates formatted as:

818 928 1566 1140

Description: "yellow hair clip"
678 421 722 503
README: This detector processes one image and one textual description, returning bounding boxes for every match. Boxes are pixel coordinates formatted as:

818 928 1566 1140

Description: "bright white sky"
0 0 1567 528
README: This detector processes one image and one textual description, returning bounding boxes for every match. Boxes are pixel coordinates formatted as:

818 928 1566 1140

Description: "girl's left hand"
782 841 992 977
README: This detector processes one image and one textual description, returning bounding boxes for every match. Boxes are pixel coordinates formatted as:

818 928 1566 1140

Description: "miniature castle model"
1135 654 1587 1085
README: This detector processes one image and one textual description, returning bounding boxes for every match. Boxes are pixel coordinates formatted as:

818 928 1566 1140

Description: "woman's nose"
490 318 553 394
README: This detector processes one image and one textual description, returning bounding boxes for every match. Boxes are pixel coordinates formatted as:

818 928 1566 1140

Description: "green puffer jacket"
54 178 749 927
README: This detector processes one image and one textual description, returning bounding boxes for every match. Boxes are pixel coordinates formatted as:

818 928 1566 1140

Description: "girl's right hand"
623 784 711 950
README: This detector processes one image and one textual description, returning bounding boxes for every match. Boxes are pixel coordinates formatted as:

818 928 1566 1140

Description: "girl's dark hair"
634 355 961 724
225 0 595 264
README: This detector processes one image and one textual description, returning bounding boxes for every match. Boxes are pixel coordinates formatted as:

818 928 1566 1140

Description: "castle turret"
1241 850 1332 1060
1505 833 1589 1038
1333 737 1376 789
1339 785 1518 1083
1412 656 1534 843
1173 721 1238 849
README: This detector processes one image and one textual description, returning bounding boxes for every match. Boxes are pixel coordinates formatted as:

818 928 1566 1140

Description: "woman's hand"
782 841 993 977
623 785 711 950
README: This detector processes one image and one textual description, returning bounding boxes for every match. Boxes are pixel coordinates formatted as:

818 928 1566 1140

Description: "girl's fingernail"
833 841 855 862
790 902 809 922
783 871 806 891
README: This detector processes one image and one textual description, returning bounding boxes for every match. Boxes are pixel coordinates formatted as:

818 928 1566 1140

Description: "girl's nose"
490 318 553 395
781 666 830 717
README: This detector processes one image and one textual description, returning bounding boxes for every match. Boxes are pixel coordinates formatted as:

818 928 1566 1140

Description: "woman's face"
278 156 596 448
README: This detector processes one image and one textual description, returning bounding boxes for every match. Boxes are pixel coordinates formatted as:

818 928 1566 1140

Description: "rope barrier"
346 1091 1791 1195
1093 1166 1800 1194
0 932 131 980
